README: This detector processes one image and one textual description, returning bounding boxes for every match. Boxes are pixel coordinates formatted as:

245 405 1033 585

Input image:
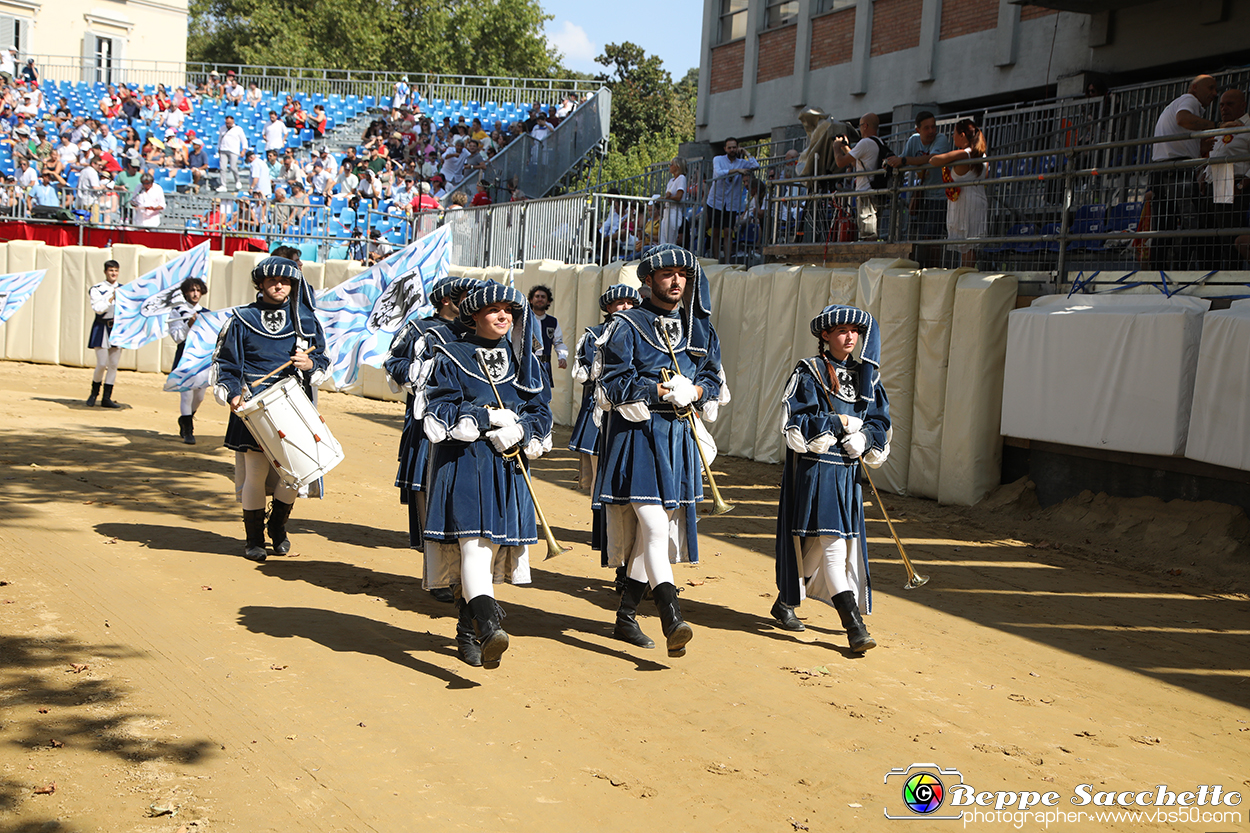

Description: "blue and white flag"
163 307 234 392
316 226 450 388
0 269 47 324
112 242 211 350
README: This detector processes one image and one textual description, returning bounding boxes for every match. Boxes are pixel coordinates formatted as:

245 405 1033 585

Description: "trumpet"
474 352 572 560
656 329 733 516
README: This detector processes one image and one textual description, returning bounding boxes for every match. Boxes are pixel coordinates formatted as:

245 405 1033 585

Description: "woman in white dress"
660 158 687 245
930 119 988 268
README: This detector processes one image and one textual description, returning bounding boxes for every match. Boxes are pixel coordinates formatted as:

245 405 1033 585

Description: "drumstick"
249 348 319 388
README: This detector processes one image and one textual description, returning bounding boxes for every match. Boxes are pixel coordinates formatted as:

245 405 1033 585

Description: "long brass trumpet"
657 329 733 516
474 352 572 560
861 464 929 590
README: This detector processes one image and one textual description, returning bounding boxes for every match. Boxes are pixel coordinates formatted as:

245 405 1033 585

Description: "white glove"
840 414 863 434
661 375 698 408
806 433 834 454
488 408 520 427
487 423 524 453
840 430 868 458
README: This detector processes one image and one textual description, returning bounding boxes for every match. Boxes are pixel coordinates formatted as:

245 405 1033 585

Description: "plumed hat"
599 283 642 312
459 282 544 394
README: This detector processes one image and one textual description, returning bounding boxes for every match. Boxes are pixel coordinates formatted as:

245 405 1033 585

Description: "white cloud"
547 20 598 69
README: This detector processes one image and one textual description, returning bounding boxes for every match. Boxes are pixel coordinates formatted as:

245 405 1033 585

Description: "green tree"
188 0 561 79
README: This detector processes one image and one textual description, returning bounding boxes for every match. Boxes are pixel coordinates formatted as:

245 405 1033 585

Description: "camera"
883 763 966 820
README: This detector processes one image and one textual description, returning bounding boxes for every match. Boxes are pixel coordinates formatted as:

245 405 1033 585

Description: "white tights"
180 388 206 416
801 535 856 597
459 536 497 601
239 450 297 511
626 503 675 588
93 347 121 384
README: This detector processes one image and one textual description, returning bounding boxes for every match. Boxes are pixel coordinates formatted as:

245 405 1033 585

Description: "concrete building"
695 0 1250 143
0 0 188 82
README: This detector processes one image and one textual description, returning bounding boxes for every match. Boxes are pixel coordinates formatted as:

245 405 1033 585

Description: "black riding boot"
267 499 294 555
454 594 482 667
468 595 509 669
652 582 692 657
100 384 121 409
613 564 627 594
831 590 876 653
182 414 197 445
613 578 655 648
242 509 268 562
86 381 101 406
770 595 805 631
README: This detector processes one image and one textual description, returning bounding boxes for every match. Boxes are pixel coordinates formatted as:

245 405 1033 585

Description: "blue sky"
541 1 704 79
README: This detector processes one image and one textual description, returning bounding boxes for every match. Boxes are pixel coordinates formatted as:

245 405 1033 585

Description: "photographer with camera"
831 113 888 242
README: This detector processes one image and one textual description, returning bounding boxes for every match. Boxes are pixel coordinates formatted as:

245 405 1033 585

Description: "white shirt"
263 119 287 151
1152 93 1204 160
441 146 464 182
249 157 272 197
77 166 104 207
163 109 186 133
90 280 119 319
133 183 166 227
57 143 79 167
530 122 552 142
17 166 36 188
312 169 332 194
1204 113 1250 202
847 136 882 191
218 124 247 155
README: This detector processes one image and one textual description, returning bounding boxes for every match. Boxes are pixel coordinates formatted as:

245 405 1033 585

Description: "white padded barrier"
907 268 970 499
1185 301 1250 471
939 273 1019 505
1001 294 1208 458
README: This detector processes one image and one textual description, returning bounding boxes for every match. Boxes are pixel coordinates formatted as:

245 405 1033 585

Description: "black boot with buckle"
242 509 268 563
831 590 876 653
652 582 692 657
770 595 805 632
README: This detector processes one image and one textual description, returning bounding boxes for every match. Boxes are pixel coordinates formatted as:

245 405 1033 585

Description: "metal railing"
761 126 1250 290
29 54 599 111
446 89 612 203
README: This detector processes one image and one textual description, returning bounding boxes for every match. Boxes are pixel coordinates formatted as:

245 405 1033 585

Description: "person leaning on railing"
1198 88 1250 270
1149 74 1218 270
884 110 952 262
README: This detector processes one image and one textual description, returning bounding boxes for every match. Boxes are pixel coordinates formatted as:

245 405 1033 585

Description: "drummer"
212 256 329 563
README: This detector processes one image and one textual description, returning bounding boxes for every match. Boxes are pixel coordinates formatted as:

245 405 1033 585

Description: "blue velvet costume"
421 284 553 592
774 306 890 614
591 249 724 566
567 322 606 456
212 262 329 454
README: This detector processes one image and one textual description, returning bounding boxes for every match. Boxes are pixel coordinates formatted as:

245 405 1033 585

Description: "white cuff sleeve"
617 401 651 423
450 415 481 443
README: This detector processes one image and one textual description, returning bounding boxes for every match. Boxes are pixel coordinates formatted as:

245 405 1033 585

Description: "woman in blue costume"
422 283 553 669
771 305 891 653
212 257 330 563
568 283 642 493
384 275 482 603
592 245 728 657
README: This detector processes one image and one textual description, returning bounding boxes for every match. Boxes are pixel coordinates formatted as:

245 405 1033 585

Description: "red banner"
0 222 270 255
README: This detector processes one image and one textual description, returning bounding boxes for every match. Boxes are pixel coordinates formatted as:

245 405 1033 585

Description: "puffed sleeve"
518 374 554 459
167 305 192 345
89 283 115 315
210 315 244 404
570 327 595 384
692 326 724 413
779 364 840 452
861 375 891 452
596 319 664 408
384 319 419 391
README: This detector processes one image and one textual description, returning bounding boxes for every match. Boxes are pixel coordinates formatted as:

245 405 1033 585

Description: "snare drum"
237 377 345 490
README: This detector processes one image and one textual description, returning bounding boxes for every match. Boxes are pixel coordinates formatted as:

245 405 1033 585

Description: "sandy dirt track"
1 362 1247 833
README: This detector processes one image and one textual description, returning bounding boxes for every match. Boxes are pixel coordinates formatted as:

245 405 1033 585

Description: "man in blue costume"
771 305 891 653
422 283 553 668
592 245 728 657
568 283 642 492
384 275 483 603
527 284 566 387
212 257 330 563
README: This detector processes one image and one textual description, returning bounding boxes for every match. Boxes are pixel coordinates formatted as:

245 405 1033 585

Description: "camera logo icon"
884 763 965 821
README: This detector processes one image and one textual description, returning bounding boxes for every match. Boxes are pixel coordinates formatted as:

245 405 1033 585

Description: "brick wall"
939 0 999 39
757 25 798 84
870 0 922 57
710 41 746 94
1020 4 1058 20
810 8 856 69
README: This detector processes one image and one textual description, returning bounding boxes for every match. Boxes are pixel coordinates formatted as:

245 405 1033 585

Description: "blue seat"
1039 222 1062 253
1067 205 1108 251
1106 202 1143 233
985 223 1037 254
